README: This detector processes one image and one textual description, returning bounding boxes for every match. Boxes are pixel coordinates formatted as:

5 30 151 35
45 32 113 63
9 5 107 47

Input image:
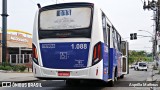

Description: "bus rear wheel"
108 79 114 87
108 69 117 87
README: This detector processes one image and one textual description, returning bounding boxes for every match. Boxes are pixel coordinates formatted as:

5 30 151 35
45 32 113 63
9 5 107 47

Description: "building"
0 29 32 64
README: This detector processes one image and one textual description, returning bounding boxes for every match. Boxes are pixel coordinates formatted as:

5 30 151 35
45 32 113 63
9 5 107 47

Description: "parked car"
134 62 148 71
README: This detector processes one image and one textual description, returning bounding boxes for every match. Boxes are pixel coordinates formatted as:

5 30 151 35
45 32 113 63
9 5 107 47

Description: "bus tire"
108 79 114 87
108 68 117 87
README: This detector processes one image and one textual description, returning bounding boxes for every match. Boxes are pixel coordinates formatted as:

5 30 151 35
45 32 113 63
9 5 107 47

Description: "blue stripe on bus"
109 48 122 79
102 43 109 81
40 42 90 69
109 48 117 79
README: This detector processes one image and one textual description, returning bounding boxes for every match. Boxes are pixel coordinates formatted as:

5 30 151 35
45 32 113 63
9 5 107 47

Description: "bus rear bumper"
33 61 103 80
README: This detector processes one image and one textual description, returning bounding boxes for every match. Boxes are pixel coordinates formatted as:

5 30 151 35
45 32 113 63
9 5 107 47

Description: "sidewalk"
146 63 160 81
146 69 160 81
0 70 39 86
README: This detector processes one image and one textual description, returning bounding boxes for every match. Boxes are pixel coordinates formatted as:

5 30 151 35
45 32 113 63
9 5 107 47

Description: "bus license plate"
58 71 70 76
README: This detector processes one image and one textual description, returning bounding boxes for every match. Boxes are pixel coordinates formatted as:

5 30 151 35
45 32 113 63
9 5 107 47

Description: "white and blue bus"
32 2 129 86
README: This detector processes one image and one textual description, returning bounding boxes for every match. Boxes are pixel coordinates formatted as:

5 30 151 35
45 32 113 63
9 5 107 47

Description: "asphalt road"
27 64 154 87
0 64 159 90
28 68 152 87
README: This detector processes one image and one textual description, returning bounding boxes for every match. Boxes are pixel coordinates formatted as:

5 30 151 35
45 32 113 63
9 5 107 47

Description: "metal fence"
9 54 32 64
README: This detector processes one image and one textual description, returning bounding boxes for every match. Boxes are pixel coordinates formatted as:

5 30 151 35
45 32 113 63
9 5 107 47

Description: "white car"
134 62 147 71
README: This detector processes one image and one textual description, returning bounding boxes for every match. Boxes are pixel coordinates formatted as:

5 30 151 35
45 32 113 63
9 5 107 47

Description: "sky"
0 0 154 52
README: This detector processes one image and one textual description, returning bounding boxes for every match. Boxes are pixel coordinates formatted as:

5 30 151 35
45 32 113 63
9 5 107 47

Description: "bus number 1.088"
71 44 87 49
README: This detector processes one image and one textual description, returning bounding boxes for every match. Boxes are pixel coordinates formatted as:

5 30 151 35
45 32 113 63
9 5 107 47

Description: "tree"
129 50 152 64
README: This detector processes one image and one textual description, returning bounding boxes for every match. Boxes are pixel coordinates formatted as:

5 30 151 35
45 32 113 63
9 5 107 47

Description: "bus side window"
112 29 115 48
113 29 118 50
115 31 118 50
121 41 126 56
117 34 121 51
107 25 110 45
115 31 119 50
102 13 107 44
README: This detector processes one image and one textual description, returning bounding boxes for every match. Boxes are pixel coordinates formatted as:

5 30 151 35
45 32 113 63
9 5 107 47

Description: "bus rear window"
40 7 91 30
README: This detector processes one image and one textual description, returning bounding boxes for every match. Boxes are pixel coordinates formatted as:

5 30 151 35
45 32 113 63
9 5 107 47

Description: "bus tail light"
32 44 39 65
92 42 102 66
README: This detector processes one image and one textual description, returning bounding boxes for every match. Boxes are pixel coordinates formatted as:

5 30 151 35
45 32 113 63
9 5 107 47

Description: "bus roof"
41 2 94 10
40 2 122 39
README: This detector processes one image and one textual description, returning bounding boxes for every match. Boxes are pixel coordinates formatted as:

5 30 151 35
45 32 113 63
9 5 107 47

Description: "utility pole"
1 0 8 66
143 1 160 90
157 0 160 31
155 0 160 64
143 0 158 61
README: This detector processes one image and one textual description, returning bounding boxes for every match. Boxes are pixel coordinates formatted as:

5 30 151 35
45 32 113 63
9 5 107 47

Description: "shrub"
19 65 27 72
3 66 12 71
12 65 20 71
0 66 12 71
0 65 5 70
